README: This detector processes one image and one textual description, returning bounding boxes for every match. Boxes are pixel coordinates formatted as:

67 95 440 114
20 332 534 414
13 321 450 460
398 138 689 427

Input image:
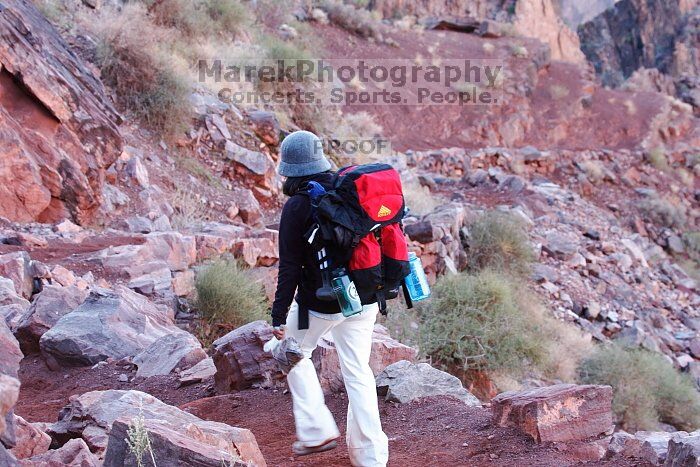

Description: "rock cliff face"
577 0 699 88
0 0 122 224
513 0 585 63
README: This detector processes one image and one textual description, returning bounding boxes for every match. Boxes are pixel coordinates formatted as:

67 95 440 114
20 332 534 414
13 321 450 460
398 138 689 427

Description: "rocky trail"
14 355 647 467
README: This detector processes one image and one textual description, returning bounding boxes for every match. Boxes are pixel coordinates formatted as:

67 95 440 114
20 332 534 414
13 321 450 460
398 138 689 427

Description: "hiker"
271 130 389 467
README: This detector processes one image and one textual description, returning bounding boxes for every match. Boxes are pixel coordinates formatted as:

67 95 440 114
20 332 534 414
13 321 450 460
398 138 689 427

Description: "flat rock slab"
491 384 613 443
14 284 88 353
180 357 216 385
39 286 177 367
104 416 264 467
376 360 481 406
133 331 206 378
48 389 265 466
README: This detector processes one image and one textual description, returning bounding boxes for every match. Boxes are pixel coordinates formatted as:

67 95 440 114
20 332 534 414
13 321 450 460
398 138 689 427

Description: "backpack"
304 163 411 314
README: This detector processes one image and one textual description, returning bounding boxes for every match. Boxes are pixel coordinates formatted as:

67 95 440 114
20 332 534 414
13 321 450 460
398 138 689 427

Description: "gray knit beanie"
278 130 331 177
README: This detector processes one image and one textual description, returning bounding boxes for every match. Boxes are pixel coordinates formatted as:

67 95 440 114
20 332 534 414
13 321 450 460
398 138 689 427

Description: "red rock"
491 384 613 443
312 325 418 392
19 438 97 466
212 321 281 393
9 415 51 460
0 0 122 224
233 238 278 267
247 110 280 147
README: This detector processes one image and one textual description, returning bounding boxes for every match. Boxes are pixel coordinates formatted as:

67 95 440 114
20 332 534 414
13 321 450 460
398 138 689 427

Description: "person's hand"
272 326 285 340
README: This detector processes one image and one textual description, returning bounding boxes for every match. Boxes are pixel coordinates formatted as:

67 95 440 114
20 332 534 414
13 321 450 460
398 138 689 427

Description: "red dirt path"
16 356 649 467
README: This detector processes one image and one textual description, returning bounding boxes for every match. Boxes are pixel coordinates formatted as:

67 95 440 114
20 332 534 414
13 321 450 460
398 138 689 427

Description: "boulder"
312 325 418 392
666 432 700 467
126 265 172 296
179 357 216 385
1 305 26 330
19 438 97 467
0 319 22 377
0 277 30 309
0 374 20 448
133 331 207 378
232 237 278 267
543 232 579 260
491 384 613 443
9 415 50 460
51 390 265 465
144 232 197 272
1 445 18 466
247 110 280 146
0 0 122 224
212 321 280 393
376 360 481 406
0 320 22 449
193 222 247 260
39 286 178 367
231 188 263 226
607 430 682 464
104 416 264 467
0 252 33 299
90 232 196 278
14 285 88 353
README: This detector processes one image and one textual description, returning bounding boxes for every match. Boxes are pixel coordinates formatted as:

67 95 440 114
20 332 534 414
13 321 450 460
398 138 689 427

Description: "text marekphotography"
198 58 505 106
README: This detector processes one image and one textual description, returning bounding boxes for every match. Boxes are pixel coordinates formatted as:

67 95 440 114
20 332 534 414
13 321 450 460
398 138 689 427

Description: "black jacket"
271 172 340 327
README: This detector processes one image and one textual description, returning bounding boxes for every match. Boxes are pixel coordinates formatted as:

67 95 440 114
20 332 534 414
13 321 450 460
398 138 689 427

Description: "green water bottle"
331 268 363 317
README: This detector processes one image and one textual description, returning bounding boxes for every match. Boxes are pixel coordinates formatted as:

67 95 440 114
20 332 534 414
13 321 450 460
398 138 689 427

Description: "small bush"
151 0 249 37
684 232 700 259
639 194 687 229
467 211 534 275
195 260 268 329
647 147 669 171
579 160 605 184
510 44 528 58
319 0 382 39
403 182 438 217
579 344 700 431
169 186 210 230
90 4 191 136
549 84 569 100
482 42 496 54
417 270 590 380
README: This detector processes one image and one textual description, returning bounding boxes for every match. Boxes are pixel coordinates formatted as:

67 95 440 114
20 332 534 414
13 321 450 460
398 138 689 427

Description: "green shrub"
639 194 687 229
91 4 191 137
318 0 382 39
579 344 700 431
467 211 534 275
402 182 438 216
647 147 670 171
684 232 700 260
195 260 268 328
150 0 249 37
417 270 590 380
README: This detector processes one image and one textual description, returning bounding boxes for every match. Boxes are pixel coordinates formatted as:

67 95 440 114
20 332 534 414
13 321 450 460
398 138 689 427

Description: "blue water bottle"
404 252 431 303
331 268 364 317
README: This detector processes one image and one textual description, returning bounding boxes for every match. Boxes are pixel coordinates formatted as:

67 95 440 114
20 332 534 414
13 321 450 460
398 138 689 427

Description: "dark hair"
282 171 331 196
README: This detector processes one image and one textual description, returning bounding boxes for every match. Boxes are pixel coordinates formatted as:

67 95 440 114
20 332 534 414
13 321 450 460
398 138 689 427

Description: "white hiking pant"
285 301 389 467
